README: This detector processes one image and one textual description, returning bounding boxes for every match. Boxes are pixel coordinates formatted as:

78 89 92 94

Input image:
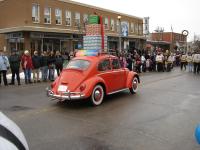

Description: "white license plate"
58 85 68 92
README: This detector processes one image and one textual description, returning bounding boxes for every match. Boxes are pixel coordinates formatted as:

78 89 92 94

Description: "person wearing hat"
9 50 21 85
21 50 33 84
0 49 10 86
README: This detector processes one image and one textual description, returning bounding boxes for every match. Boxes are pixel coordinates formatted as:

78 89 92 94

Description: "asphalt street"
0 68 200 150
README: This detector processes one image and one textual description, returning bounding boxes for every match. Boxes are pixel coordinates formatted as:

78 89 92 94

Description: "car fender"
126 72 140 88
82 76 107 98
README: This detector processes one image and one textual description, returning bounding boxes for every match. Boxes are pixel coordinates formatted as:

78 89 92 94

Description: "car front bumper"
46 88 85 101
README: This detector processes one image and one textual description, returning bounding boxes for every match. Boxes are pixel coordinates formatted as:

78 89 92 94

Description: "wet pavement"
0 68 200 150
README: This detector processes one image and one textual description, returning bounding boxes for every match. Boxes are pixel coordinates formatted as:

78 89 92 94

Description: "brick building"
0 0 145 54
148 32 187 51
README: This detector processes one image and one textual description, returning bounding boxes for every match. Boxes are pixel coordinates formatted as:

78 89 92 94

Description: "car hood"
55 69 88 92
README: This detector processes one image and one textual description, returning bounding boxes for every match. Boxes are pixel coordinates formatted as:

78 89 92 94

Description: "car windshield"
64 59 90 70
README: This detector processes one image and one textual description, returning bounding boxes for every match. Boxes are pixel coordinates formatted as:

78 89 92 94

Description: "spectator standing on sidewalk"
21 50 33 84
193 51 200 74
55 51 64 76
48 51 55 81
180 52 187 70
156 52 164 72
166 53 174 72
9 50 21 85
0 49 10 86
40 51 49 82
32 50 41 83
126 54 133 71
187 52 193 72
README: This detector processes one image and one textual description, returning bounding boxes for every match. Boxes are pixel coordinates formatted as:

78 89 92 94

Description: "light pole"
118 15 122 53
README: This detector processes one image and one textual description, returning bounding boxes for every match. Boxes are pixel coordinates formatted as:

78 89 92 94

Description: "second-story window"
75 12 80 27
135 23 138 34
32 4 40 23
55 8 62 25
110 19 115 31
116 20 119 33
83 14 88 25
65 11 71 26
44 7 51 24
104 17 109 30
139 24 143 35
131 23 134 33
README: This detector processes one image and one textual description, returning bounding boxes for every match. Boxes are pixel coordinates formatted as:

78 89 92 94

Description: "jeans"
48 66 55 81
41 66 48 81
180 62 187 70
194 63 199 74
56 66 63 76
33 68 40 81
24 69 31 82
11 69 20 84
0 70 8 85
188 62 193 72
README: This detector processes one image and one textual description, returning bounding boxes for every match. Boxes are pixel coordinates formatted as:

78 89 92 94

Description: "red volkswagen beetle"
47 53 140 106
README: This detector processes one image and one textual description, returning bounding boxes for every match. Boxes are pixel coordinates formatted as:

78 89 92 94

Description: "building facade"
148 32 187 51
0 0 145 54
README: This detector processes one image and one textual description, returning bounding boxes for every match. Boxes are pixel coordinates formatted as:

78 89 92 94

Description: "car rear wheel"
90 85 104 106
129 77 138 94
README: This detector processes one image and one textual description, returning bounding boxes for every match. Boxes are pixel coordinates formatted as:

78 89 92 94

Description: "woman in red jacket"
21 50 33 84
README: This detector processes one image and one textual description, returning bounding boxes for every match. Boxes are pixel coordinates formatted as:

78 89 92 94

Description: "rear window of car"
65 59 90 70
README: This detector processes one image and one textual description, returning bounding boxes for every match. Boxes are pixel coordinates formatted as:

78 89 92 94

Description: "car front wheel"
129 77 138 94
90 85 104 106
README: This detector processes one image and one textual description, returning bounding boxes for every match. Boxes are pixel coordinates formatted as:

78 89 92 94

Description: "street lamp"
118 15 122 53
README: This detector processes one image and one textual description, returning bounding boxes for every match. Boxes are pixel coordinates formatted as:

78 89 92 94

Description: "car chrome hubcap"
133 79 138 90
94 89 102 101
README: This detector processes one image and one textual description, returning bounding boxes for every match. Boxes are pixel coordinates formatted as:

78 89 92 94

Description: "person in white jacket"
156 52 164 72
193 51 200 74
0 49 10 86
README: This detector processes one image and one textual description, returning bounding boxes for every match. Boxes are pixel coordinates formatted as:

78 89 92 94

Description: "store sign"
143 17 150 35
6 32 23 39
121 22 129 37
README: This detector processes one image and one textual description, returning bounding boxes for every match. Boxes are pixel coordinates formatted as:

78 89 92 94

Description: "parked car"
46 53 140 106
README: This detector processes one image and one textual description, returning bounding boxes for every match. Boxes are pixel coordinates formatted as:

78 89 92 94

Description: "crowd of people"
117 49 200 74
0 49 70 86
0 48 200 87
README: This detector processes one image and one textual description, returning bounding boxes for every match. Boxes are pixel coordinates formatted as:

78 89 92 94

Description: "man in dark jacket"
9 50 21 85
55 51 64 76
32 51 41 83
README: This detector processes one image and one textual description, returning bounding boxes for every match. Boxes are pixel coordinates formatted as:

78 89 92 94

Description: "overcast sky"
73 0 199 41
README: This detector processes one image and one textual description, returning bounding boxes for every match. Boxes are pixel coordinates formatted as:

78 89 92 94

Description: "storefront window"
32 4 40 23
104 17 109 30
65 11 71 26
44 7 51 24
110 19 115 31
74 12 80 27
55 8 62 25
